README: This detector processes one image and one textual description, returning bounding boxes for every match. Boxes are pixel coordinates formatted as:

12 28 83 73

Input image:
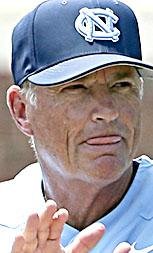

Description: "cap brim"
28 54 153 86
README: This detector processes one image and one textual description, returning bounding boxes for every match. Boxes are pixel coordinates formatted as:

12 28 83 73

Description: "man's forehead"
70 65 137 82
44 65 138 91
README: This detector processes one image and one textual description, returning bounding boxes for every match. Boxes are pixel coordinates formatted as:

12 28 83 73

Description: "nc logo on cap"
75 7 120 43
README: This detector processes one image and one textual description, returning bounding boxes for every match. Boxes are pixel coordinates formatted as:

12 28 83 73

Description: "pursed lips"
79 134 124 156
86 135 122 145
80 134 123 156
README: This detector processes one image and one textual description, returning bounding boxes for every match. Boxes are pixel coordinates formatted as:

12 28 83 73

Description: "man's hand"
11 200 131 253
11 200 104 253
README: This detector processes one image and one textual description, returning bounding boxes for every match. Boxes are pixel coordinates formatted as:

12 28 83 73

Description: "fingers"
11 236 25 253
11 214 39 253
45 208 69 252
38 200 68 244
11 204 131 253
12 200 69 253
113 242 131 253
66 223 105 253
23 213 39 252
38 199 69 251
38 200 57 246
49 208 69 240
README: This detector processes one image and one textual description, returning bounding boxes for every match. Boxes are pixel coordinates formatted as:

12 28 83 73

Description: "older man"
1 0 153 252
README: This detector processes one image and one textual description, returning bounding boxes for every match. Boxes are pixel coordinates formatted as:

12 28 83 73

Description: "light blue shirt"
0 155 153 252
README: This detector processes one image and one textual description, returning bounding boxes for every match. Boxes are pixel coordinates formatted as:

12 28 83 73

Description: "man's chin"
80 155 129 182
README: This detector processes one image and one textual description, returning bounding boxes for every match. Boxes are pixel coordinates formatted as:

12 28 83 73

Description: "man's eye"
62 84 87 91
112 82 132 89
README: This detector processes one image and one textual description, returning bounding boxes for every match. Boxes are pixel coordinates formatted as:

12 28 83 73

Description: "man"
1 0 153 252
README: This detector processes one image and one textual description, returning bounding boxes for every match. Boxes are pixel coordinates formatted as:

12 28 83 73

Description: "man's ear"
7 85 33 137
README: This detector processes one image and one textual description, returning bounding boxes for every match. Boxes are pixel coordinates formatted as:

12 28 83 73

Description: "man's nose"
91 92 119 124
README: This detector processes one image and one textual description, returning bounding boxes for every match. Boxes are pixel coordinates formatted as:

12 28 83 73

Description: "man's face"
27 66 142 184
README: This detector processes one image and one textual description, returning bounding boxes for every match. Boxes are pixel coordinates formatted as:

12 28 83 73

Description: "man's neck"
42 166 134 230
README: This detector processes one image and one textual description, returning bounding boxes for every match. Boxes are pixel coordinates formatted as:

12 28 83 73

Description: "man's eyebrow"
114 71 131 79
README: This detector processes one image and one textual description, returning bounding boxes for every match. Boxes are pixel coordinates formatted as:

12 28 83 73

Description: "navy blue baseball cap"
12 0 153 86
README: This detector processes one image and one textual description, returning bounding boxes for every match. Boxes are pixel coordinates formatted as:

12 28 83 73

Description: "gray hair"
20 81 38 153
139 76 144 100
20 81 37 107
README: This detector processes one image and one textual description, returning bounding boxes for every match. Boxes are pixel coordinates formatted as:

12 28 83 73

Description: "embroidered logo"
75 7 120 43
130 242 153 253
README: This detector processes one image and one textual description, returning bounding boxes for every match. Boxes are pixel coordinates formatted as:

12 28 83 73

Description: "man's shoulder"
135 155 153 166
134 155 153 191
134 155 153 220
0 162 42 195
0 162 44 227
135 155 153 175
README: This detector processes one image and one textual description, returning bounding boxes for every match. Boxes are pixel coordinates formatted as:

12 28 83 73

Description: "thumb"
66 223 105 253
113 242 131 253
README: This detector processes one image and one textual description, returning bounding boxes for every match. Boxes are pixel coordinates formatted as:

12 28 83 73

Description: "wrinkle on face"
26 66 142 186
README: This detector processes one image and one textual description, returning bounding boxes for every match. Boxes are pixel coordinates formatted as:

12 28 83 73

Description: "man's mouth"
86 135 122 145
80 135 123 156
